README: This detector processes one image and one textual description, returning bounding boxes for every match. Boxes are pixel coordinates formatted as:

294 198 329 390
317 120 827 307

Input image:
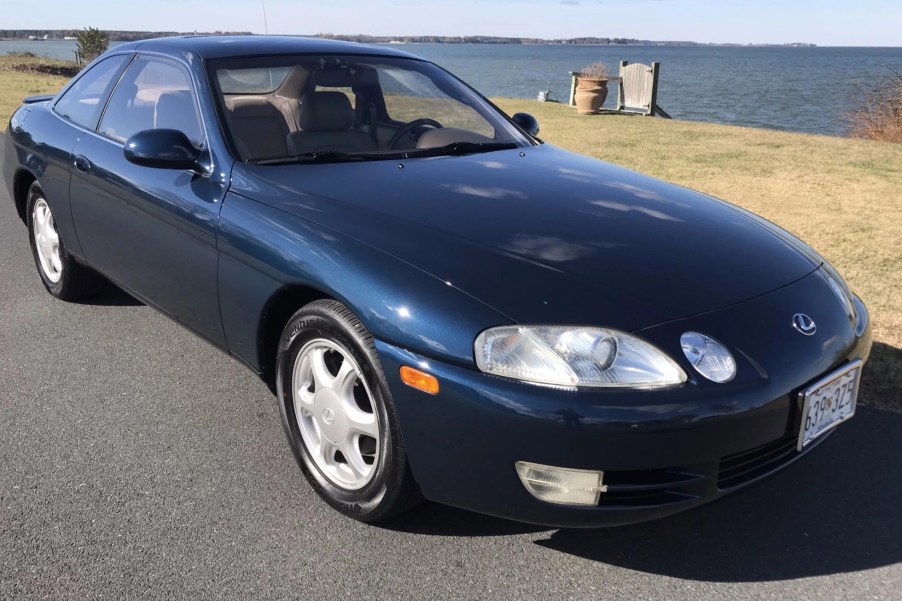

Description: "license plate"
797 360 862 451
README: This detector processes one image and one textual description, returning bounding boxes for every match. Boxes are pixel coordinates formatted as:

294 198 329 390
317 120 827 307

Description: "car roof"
114 35 422 61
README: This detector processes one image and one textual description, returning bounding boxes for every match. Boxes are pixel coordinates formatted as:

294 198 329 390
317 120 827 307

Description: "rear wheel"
275 300 421 522
26 182 102 300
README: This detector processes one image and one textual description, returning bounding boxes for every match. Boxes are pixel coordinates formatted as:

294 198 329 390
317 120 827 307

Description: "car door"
69 54 229 346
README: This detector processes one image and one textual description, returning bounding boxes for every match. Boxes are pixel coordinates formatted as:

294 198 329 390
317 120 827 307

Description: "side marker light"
400 366 440 395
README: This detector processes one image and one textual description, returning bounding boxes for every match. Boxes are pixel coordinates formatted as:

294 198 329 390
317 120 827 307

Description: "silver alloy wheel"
32 197 62 283
292 338 381 490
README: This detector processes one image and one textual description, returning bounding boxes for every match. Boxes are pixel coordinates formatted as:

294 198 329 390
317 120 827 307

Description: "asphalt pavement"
1 136 900 600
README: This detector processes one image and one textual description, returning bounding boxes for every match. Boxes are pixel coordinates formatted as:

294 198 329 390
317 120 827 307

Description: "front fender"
217 191 512 370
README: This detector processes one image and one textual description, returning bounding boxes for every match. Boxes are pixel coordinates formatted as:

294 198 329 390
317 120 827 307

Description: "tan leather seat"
225 97 291 161
287 92 377 155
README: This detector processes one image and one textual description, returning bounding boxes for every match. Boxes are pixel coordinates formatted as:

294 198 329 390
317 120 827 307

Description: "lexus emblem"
792 313 816 336
322 408 336 425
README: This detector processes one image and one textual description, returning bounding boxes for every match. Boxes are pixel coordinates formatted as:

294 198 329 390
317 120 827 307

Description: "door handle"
73 155 91 173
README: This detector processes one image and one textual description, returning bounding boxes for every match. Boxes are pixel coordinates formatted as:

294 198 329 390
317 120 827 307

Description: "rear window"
217 67 291 94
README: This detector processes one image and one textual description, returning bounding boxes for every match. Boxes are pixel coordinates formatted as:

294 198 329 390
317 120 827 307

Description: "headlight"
474 326 686 388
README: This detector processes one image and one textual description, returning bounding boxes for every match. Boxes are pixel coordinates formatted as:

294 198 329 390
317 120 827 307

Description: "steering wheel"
388 118 444 149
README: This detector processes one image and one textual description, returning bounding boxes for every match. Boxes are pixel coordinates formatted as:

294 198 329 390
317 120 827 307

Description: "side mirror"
124 129 201 170
512 112 540 137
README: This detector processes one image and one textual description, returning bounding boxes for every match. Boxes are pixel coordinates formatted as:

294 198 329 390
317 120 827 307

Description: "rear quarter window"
53 55 130 130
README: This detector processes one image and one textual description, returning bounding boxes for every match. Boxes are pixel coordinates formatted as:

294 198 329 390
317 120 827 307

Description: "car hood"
231 145 819 330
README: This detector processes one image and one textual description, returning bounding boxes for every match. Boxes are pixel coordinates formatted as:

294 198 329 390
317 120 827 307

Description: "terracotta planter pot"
575 78 609 115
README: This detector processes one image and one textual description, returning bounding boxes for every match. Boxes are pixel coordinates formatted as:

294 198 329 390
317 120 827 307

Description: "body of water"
3 39 901 136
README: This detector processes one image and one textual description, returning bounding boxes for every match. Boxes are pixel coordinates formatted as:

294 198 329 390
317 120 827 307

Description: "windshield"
209 55 531 163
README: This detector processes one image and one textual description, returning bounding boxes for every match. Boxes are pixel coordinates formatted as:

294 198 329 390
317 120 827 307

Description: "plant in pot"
575 62 610 115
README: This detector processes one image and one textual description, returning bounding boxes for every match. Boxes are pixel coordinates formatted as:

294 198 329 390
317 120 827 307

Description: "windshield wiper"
252 151 387 165
409 141 519 158
250 142 519 165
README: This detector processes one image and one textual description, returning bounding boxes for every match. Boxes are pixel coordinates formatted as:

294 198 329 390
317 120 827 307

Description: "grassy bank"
0 57 899 408
0 55 71 126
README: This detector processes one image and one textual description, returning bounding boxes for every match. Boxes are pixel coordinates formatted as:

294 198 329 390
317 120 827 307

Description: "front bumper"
376 270 872 528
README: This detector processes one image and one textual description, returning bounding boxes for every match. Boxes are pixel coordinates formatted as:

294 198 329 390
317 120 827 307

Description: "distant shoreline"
0 30 817 47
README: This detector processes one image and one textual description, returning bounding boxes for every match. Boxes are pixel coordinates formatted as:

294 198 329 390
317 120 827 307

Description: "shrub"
848 73 902 144
76 27 109 63
11 62 80 78
578 62 610 80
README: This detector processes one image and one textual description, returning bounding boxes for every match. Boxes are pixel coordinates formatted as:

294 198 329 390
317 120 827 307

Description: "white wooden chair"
616 61 670 118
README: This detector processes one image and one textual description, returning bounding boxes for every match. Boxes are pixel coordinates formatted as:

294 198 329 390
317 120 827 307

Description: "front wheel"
275 300 421 522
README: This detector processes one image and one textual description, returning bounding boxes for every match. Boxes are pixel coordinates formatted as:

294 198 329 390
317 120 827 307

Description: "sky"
5 0 901 46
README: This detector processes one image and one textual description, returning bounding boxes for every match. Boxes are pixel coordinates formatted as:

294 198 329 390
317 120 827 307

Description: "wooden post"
568 72 578 107
616 60 628 112
647 61 660 117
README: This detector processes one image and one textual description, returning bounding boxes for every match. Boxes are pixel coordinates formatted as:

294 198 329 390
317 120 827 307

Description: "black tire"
275 299 421 522
26 182 103 301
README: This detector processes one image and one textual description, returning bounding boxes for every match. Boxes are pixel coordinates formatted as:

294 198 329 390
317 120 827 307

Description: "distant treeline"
311 34 652 45
0 30 252 41
309 34 815 46
0 30 660 45
0 30 816 47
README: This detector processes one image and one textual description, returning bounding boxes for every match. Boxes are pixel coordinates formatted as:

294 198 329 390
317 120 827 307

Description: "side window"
54 55 129 130
99 56 204 145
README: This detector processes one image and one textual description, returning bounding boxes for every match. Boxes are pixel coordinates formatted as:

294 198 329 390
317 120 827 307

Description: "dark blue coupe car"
2 36 872 526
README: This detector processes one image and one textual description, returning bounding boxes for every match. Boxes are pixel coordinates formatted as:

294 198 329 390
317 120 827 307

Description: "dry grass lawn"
0 57 898 409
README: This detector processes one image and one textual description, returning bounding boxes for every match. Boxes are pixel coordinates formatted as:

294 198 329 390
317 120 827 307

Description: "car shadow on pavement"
78 281 143 306
387 407 901 581
382 500 548 537
537 405 901 581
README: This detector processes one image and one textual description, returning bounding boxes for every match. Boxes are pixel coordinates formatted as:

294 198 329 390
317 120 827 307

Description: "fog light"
515 461 607 506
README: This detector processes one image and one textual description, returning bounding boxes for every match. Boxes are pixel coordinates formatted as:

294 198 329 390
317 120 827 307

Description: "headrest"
314 66 378 88
156 90 193 115
120 82 138 103
154 91 201 142
299 92 354 132
226 97 279 118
